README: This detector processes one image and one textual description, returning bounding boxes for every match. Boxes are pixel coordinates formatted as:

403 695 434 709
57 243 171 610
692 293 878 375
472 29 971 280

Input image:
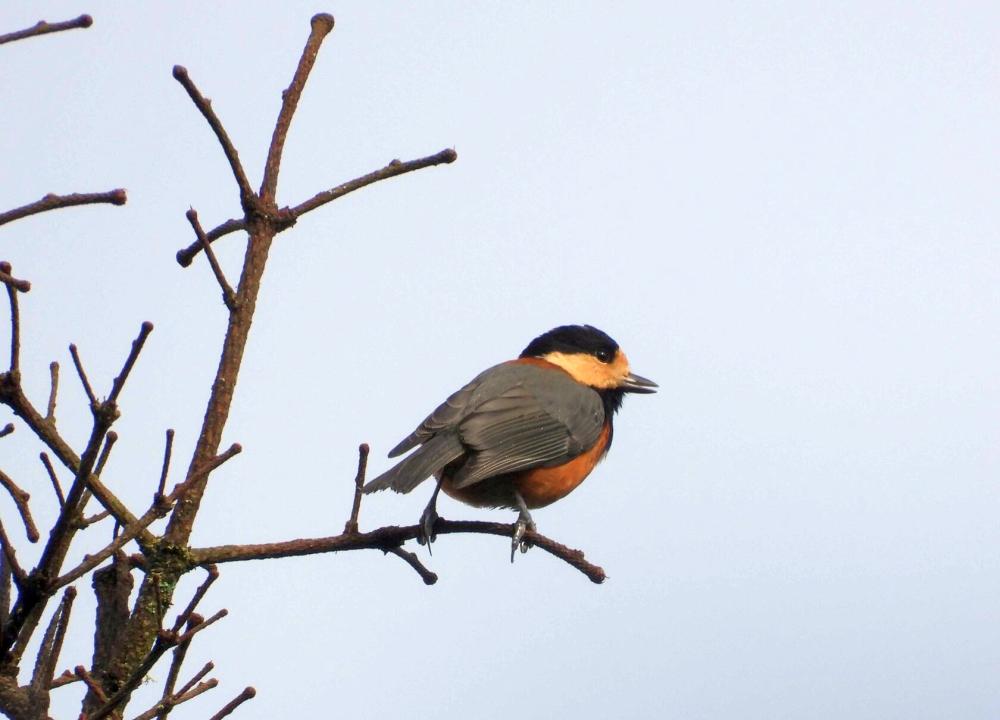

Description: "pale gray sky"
2 3 998 718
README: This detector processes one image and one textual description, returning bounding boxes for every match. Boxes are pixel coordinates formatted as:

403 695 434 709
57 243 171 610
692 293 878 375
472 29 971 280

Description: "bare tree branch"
0 518 27 589
169 565 219 634
207 686 255 720
385 546 438 585
175 148 458 267
2 262 22 374
190 519 606 584
39 453 64 508
28 588 76 710
89 610 227 720
68 343 98 408
260 13 335 203
171 66 255 208
2 11 471 719
0 470 40 542
74 665 108 704
45 361 59 423
0 265 31 293
0 190 126 226
156 429 175 500
108 321 154 404
156 660 213 720
0 547 11 628
186 210 236 310
0 14 92 45
344 443 369 535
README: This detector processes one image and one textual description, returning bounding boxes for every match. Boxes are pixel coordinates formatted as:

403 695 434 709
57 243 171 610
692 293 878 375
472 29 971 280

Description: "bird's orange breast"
513 422 611 509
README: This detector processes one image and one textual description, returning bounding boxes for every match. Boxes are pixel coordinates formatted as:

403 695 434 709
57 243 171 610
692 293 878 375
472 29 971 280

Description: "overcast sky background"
2 3 998 718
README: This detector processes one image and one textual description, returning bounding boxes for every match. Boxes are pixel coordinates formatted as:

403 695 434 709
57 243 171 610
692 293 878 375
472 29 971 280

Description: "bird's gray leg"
511 491 537 562
418 478 444 553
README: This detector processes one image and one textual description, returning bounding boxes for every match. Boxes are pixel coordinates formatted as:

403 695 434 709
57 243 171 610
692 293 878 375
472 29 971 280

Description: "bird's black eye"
595 348 614 363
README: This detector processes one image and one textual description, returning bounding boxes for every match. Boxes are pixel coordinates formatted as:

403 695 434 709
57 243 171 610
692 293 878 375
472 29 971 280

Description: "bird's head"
520 324 657 395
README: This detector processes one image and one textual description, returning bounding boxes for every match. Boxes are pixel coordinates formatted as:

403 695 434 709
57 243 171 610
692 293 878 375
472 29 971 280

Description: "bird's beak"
621 372 658 393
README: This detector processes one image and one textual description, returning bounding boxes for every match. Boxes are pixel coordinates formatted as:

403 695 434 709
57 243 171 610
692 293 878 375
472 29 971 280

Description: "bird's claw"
418 505 439 554
510 515 536 563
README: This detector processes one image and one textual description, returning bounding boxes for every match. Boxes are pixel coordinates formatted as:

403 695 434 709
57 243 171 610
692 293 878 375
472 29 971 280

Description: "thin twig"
95 431 118 476
68 343 98 407
0 264 32 293
175 148 458 266
260 13 335 202
49 669 77 689
0 469 40 542
2 262 21 374
80 509 111 527
40 452 65 508
108 321 154 403
0 518 27 588
295 149 459 218
156 429 175 501
0 423 13 438
0 547 10 627
73 665 108 704
344 443 369 534
0 14 92 45
170 565 219 634
46 361 59 422
157 648 211 720
207 687 256 720
193 442 242 481
174 218 245 266
186 209 236 310
138 676 219 720
28 587 76 702
176 608 227 644
0 189 126 226
171 66 255 206
209 685 257 720
385 546 438 585
172 660 214 702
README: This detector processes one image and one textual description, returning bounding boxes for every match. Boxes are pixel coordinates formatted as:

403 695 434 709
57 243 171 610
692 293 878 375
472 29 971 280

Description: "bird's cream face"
542 349 635 390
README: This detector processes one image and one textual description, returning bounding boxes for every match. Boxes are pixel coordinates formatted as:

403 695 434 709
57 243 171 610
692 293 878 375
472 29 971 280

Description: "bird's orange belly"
443 423 611 510
514 424 610 508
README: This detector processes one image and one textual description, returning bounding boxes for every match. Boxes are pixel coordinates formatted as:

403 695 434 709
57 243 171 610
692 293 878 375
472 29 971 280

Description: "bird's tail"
363 433 464 495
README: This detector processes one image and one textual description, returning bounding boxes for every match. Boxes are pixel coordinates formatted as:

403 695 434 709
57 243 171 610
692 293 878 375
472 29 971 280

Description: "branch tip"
311 13 335 33
208 686 256 720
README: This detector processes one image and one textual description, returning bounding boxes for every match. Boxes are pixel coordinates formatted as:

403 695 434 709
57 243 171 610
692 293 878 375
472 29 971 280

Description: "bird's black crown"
520 324 619 362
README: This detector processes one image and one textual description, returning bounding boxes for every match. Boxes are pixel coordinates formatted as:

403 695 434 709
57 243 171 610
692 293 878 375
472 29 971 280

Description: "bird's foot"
417 504 440 554
510 511 536 563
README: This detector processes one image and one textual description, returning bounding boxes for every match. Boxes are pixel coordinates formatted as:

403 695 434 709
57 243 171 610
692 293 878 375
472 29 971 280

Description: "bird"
363 324 657 558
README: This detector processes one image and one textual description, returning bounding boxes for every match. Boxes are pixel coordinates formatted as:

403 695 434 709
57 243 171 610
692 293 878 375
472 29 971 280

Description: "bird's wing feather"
450 366 605 488
387 362 530 457
363 432 464 494
370 362 605 494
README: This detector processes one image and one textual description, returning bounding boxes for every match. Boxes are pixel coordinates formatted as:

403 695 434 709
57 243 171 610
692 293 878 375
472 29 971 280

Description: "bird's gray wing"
364 363 519 494
363 431 465 494
450 365 605 488
364 362 604 495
